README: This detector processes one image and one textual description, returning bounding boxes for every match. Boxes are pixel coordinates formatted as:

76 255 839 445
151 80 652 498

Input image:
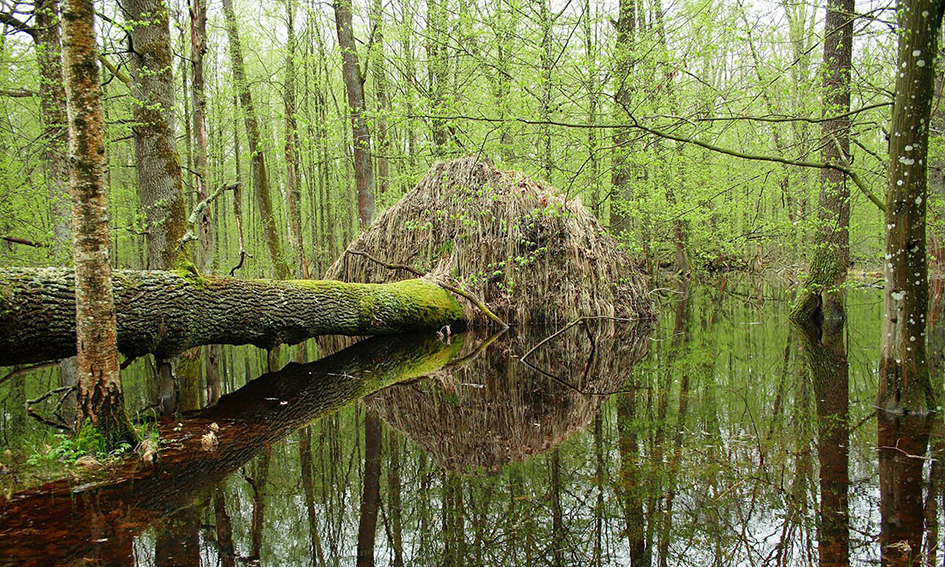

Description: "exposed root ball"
326 157 654 325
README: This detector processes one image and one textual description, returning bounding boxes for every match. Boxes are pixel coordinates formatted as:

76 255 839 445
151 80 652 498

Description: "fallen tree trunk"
0 267 463 365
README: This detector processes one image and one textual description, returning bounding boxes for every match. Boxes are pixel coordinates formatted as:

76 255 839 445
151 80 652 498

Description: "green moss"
171 259 210 290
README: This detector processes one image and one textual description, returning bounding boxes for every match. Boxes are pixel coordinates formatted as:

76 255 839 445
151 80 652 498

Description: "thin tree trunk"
221 0 291 279
610 0 635 235
333 0 376 228
190 0 213 273
584 0 600 217
370 0 390 196
284 0 309 278
539 0 553 180
793 0 854 323
33 0 71 263
61 0 135 445
877 0 944 413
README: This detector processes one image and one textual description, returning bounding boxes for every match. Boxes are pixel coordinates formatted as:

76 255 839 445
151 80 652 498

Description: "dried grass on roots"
325 157 654 326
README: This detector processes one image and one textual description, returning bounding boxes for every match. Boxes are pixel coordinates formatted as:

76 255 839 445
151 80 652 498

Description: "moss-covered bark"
0 268 463 365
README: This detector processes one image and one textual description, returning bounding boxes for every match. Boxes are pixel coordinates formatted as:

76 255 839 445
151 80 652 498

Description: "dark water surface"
1 279 943 566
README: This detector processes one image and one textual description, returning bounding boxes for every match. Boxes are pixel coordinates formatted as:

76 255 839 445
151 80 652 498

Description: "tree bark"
370 0 390 197
125 0 189 271
221 0 291 278
610 0 635 235
0 267 464 365
877 0 945 413
333 0 376 228
284 0 308 278
33 0 71 263
61 0 135 445
190 0 213 273
793 0 854 323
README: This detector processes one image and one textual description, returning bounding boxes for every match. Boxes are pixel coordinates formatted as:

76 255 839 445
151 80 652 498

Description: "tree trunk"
221 0 291 279
793 0 854 323
61 0 135 445
0 267 463 365
333 0 376 228
539 0 553 180
190 0 213 273
610 0 635 235
370 0 390 197
125 0 189 271
33 0 71 263
284 0 309 278
877 0 945 414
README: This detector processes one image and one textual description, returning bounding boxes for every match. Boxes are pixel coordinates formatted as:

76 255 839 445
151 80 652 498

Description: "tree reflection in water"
2 282 945 566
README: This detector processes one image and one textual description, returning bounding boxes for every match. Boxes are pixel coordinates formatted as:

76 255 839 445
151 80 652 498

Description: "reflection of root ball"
366 324 650 475
325 157 654 327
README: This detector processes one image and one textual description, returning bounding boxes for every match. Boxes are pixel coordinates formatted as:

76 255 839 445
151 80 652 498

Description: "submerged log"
0 267 463 365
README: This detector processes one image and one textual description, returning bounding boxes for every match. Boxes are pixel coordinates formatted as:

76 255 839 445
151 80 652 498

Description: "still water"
0 279 942 566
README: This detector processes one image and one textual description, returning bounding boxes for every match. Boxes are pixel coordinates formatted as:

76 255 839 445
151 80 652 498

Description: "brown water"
0 279 942 566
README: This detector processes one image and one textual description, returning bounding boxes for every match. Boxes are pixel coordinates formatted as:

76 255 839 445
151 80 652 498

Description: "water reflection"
366 323 650 474
1 282 944 566
0 333 461 565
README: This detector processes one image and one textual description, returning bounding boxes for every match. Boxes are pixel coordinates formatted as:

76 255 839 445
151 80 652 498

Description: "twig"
28 384 76 406
181 182 239 246
0 88 35 98
1 235 46 248
0 361 60 386
346 249 509 328
99 54 131 85
443 328 508 369
26 385 76 431
229 183 251 276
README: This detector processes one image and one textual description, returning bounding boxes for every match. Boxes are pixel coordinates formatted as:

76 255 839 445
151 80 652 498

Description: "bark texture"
0 268 464 365
33 0 71 262
793 0 854 323
609 0 635 235
283 0 308 277
333 0 376 228
877 0 945 413
126 0 188 270
221 0 291 278
61 0 134 443
190 0 212 273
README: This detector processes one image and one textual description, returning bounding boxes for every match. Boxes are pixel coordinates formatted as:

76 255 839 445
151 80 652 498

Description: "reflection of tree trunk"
617 386 648 566
387 431 404 567
155 504 202 567
299 426 326 566
593 413 604 567
249 448 271 561
213 489 236 567
878 413 931 567
551 448 564 567
797 318 850 567
357 410 381 567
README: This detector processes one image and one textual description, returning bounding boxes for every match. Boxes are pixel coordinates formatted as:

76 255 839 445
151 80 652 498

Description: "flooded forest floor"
0 276 942 566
